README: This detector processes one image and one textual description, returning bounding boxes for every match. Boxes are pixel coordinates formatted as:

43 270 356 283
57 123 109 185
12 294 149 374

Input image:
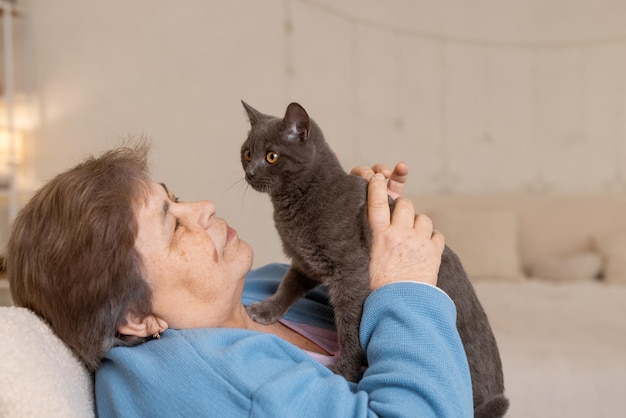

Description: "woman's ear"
117 312 168 338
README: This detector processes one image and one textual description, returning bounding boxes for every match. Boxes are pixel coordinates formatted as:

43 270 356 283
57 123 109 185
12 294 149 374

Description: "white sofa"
413 194 626 418
2 194 626 417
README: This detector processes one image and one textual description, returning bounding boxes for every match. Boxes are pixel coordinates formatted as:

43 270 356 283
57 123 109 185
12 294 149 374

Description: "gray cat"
241 101 509 417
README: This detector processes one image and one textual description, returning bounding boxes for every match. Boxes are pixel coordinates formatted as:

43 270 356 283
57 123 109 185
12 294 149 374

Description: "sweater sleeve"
246 282 473 417
358 282 473 416
96 280 472 417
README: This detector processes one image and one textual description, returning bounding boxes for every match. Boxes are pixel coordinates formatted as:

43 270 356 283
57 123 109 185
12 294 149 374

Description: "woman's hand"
350 162 408 200
366 172 444 290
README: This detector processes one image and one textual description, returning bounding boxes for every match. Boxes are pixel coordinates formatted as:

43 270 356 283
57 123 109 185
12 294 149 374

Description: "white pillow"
430 209 524 282
594 233 626 284
0 307 95 417
528 251 602 282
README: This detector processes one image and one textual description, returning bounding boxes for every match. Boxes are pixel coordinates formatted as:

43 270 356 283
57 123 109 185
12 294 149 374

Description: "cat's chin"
246 180 273 195
252 185 270 194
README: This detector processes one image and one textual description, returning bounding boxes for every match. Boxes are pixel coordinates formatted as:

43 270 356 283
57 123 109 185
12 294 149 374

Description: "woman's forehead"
133 180 163 209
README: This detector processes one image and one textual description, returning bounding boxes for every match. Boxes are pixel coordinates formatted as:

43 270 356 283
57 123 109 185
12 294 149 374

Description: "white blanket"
0 307 94 417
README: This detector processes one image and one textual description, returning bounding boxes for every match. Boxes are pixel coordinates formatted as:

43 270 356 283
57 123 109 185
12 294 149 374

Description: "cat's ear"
242 100 263 126
283 102 310 142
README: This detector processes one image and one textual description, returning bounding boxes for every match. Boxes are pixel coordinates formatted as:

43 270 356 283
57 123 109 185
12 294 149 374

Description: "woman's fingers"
367 173 391 232
370 163 392 178
350 162 408 200
430 229 446 251
387 162 408 200
367 169 444 289
350 164 391 182
413 211 434 237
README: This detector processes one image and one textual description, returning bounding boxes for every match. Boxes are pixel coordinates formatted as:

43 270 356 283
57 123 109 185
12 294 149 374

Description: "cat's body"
241 101 509 417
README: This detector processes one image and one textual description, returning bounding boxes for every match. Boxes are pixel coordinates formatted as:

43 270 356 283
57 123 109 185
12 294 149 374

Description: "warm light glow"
0 98 35 130
0 128 23 163
0 96 32 165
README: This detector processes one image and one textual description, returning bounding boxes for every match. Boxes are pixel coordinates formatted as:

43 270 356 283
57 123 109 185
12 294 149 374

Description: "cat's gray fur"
241 101 509 417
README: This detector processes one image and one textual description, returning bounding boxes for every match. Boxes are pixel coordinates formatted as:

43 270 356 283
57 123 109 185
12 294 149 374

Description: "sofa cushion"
594 232 626 284
411 194 626 273
429 209 524 282
527 251 603 283
0 307 95 417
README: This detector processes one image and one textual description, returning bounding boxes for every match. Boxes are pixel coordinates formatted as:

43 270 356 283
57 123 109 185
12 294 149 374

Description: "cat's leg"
438 245 509 415
328 272 370 382
246 264 320 325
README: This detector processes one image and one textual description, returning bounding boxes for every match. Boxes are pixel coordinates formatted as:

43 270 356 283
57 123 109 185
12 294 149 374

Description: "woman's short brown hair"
7 141 154 371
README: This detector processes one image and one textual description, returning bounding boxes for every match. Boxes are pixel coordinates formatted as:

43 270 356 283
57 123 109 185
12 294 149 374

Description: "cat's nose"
245 167 256 179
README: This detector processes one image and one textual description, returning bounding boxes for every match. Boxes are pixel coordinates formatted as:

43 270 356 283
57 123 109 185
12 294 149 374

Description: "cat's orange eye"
266 152 279 164
243 149 252 162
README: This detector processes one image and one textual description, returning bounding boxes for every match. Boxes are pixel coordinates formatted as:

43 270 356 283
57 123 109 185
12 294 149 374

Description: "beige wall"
6 0 626 266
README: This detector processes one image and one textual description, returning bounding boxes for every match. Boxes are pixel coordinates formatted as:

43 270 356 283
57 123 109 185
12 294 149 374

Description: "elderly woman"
7 142 472 417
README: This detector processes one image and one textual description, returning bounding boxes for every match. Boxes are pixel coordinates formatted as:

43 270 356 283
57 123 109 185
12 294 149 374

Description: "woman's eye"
266 152 279 164
243 149 252 162
167 191 180 203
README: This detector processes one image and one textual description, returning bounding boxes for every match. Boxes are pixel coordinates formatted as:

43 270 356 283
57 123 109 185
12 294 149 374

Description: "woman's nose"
197 200 216 229
181 200 216 229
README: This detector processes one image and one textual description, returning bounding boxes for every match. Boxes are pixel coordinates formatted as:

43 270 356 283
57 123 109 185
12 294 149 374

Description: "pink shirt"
279 319 339 366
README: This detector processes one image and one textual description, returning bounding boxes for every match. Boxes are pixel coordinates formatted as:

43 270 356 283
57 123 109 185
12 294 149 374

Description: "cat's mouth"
246 176 274 194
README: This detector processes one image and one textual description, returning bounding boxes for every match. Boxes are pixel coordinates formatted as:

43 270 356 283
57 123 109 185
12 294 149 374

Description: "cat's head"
241 101 323 195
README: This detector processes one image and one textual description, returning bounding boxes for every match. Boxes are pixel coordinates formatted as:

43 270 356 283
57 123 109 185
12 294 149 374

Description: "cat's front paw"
246 301 282 325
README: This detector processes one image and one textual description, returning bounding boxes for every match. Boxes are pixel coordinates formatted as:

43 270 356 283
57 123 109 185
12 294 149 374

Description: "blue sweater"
96 264 473 417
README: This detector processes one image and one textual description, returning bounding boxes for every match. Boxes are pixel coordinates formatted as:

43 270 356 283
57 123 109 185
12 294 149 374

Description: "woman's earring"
152 329 161 340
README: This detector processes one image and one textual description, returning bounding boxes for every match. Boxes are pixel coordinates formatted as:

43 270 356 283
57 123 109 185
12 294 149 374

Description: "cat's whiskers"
226 177 248 193
221 173 255 210
226 176 253 209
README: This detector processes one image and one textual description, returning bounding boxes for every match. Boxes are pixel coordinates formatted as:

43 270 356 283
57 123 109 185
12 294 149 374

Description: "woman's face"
134 181 253 329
